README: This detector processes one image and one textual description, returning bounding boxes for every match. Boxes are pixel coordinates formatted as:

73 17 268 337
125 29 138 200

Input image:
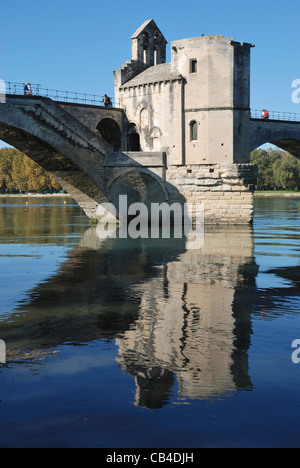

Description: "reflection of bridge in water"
0 225 261 407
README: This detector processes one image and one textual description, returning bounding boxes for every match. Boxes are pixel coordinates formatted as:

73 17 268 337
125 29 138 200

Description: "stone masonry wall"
166 163 258 224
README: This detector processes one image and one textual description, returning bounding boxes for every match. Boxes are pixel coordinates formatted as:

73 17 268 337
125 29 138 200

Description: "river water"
0 195 299 448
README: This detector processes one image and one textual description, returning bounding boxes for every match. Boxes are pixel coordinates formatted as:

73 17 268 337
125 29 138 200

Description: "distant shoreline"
0 193 71 197
0 192 299 199
254 191 300 197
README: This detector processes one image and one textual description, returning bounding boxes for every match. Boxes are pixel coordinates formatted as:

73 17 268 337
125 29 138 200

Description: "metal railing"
251 108 300 122
4 83 300 121
5 81 117 107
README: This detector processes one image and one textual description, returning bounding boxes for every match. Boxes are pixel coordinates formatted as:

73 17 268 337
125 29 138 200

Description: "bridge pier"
166 163 257 224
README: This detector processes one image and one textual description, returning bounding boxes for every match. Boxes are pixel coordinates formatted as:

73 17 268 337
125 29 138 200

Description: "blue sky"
1 0 300 148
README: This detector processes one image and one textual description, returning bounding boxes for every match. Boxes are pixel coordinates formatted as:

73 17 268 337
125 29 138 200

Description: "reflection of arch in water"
96 118 121 151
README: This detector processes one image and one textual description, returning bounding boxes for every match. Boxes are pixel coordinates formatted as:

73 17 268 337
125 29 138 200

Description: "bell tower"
131 19 167 66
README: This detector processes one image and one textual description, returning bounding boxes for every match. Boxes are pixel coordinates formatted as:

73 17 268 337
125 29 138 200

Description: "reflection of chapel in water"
2 220 258 410
113 227 257 408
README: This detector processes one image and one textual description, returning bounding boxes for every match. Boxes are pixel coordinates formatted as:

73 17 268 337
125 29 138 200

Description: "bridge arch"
106 167 168 214
0 96 113 218
250 119 300 159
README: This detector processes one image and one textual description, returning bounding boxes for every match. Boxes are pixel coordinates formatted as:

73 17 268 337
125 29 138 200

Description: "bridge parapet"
5 95 112 154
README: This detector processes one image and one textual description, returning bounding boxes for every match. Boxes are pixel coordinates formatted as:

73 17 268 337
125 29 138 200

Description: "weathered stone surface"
166 164 256 224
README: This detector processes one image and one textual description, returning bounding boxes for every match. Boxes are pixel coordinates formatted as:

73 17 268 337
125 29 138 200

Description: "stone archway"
107 168 168 215
127 123 140 151
96 118 121 151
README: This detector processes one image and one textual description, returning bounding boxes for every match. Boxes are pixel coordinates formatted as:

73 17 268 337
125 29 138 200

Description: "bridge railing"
251 108 300 122
5 81 119 108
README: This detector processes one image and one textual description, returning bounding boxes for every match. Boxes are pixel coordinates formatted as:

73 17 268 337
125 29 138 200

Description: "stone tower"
169 35 255 164
131 19 167 67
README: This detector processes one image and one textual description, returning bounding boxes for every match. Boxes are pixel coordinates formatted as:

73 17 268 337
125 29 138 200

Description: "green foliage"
1 146 299 194
250 148 300 191
0 147 62 193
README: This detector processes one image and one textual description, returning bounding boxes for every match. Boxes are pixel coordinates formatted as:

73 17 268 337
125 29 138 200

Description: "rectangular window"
190 59 197 73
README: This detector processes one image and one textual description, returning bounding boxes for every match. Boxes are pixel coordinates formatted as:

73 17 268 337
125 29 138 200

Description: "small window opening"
190 121 198 141
190 59 197 73
143 49 148 64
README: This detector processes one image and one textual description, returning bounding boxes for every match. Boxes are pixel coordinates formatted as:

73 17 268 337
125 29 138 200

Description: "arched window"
190 121 198 141
127 123 140 151
142 32 149 64
140 108 149 128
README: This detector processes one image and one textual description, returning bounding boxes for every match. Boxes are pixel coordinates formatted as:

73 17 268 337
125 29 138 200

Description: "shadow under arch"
96 118 121 151
106 168 169 215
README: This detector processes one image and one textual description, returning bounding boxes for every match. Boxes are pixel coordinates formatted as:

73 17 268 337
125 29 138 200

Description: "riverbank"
254 191 300 197
1 191 299 198
0 193 70 197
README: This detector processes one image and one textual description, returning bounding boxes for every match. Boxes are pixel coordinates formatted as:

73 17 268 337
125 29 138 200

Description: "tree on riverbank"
0 147 62 193
250 148 300 191
1 146 299 193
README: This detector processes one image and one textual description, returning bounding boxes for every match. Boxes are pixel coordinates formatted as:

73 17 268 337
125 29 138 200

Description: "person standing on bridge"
261 109 269 119
24 82 32 95
103 94 112 107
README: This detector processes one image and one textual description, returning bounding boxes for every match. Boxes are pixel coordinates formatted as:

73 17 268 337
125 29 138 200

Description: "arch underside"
269 138 300 158
0 123 111 219
250 122 300 158
107 170 168 217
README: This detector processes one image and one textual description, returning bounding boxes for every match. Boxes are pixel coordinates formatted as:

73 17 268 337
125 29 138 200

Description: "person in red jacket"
261 109 269 119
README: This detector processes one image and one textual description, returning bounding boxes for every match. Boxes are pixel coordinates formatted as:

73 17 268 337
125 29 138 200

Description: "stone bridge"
250 118 300 157
0 95 170 219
